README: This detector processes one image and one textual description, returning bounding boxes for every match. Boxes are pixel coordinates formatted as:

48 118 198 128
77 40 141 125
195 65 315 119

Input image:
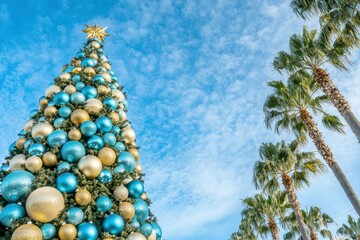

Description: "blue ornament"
56 172 78 193
77 222 98 240
93 75 105 85
70 92 86 104
113 142 126 152
111 126 121 135
58 106 72 118
96 116 113 134
38 116 47 122
8 142 17 154
57 162 71 172
64 65 74 73
151 222 162 240
109 84 117 90
54 117 66 128
72 74 81 82
28 143 45 156
30 110 38 119
108 70 114 75
103 98 118 111
127 180 144 198
67 207 84 226
140 223 153 236
99 55 108 62
18 129 26 137
96 66 107 73
41 223 56 240
81 86 97 99
48 101 55 106
134 199 149 223
76 51 85 59
122 99 128 110
117 151 136 172
0 164 9 172
80 121 97 137
75 82 86 92
103 133 116 146
97 48 104 54
61 141 86 163
113 165 126 174
0 203 25 227
1 170 35 202
96 196 112 212
47 130 68 147
24 139 34 150
98 169 113 183
111 76 118 82
87 135 104 150
131 218 141 228
81 58 96 67
53 92 70 106
102 214 124 235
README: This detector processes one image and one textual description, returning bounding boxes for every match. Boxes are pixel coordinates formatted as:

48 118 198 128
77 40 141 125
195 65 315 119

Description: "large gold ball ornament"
109 112 120 123
84 67 96 77
98 147 116 166
111 89 125 102
84 99 103 115
10 154 26 171
140 192 148 200
147 230 157 240
89 53 98 60
101 72 111 83
25 156 43 173
90 41 101 49
128 148 140 161
78 155 102 179
16 138 26 150
64 85 76 94
44 106 58 117
72 66 82 74
122 127 136 143
135 163 142 174
42 152 58 167
45 85 61 98
59 72 71 82
114 185 128 201
68 128 82 140
58 224 77 240
11 224 42 240
26 186 65 223
40 98 49 108
75 189 92 206
24 119 34 133
102 62 111 70
97 85 110 94
119 202 135 220
32 122 54 139
127 233 147 240
70 109 90 125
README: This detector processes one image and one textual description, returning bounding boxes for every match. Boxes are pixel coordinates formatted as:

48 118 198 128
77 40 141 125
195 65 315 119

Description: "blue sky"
1 0 360 239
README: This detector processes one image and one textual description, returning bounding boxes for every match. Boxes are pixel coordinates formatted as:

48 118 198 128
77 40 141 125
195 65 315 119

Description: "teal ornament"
117 151 136 172
53 92 70 106
111 76 118 82
75 82 86 91
30 109 38 119
103 97 118 111
140 223 153 236
72 74 81 83
95 196 112 212
80 121 97 137
54 117 66 128
97 48 103 54
113 164 126 174
131 218 140 228
57 162 71 172
151 222 162 240
58 106 72 118
93 75 105 84
103 133 116 146
77 222 98 240
111 126 120 135
18 129 26 136
8 142 17 154
114 142 126 152
109 84 117 90
64 65 74 73
98 169 113 183
38 116 47 122
87 135 104 150
134 199 149 223
56 172 78 193
122 99 128 110
70 92 86 104
81 86 97 99
127 180 144 198
108 70 114 75
96 117 113 133
47 130 68 147
48 101 55 106
1 170 35 202
81 58 97 67
76 51 85 59
67 207 84 226
24 139 34 150
28 143 45 156
102 214 124 235
0 164 9 172
96 66 107 73
41 223 56 240
61 141 86 162
99 55 108 62
0 203 25 227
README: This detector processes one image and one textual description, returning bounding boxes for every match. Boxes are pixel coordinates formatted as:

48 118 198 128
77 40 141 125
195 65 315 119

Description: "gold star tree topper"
82 24 110 42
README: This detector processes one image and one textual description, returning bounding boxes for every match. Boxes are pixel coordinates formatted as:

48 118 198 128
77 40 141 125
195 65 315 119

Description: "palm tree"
230 219 257 240
241 191 290 240
273 27 360 142
253 140 326 240
284 206 334 240
337 215 360 240
264 72 360 216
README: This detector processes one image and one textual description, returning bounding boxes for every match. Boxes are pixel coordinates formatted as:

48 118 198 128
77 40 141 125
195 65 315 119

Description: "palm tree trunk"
268 218 279 240
312 67 360 142
310 228 318 240
282 173 311 240
300 108 360 216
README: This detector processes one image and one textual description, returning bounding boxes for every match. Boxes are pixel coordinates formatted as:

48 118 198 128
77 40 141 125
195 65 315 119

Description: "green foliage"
337 215 360 239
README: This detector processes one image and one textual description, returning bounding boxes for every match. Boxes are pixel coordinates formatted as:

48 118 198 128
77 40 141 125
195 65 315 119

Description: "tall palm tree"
253 140 326 240
241 191 290 240
284 206 334 240
264 72 360 216
230 219 257 240
337 215 360 240
273 27 360 142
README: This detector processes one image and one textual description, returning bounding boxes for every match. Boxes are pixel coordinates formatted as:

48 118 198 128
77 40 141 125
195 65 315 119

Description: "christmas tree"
0 24 162 240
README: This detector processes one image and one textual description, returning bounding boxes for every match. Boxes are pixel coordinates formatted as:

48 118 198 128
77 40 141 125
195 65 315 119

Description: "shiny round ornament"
90 41 100 49
140 223 153 237
70 109 90 125
24 119 34 133
28 143 45 156
111 89 125 102
64 85 76 94
89 52 98 60
119 202 135 220
39 97 49 109
102 214 124 235
41 223 56 240
59 72 71 82
80 121 97 137
54 92 70 106
127 180 144 198
114 142 126 152
75 189 92 206
42 152 58 166
119 109 127 122
84 98 103 115
127 233 147 240
81 58 96 68
87 135 104 150
98 169 113 183
11 224 42 240
57 162 71 172
58 106 72 118
48 130 68 147
96 116 113 133
123 99 128 110
78 155 102 179
56 173 78 193
76 51 85 59
59 224 77 240
97 85 109 94
70 92 86 105
109 112 120 123
96 65 107 73
151 223 162 240
30 109 38 119
84 67 96 77
103 132 116 146
98 147 116 166
122 127 136 143
63 65 74 73
101 72 111 83
114 164 126 174
68 128 82 141
72 74 81 82
45 85 61 98
81 86 97 99
77 222 98 240
102 62 111 70
96 196 112 212
44 106 58 117
61 141 86 163
99 54 108 62
10 154 26 171
54 117 66 128
114 185 129 201
135 163 142 174
93 75 105 84
2 170 34 202
140 192 148 201
112 126 121 135
15 138 26 150
26 186 65 222
134 199 149 223
147 230 157 240
0 164 10 172
117 151 136 172
0 203 25 227
75 81 86 91
67 207 84 226
129 148 140 161
25 156 43 172
131 218 141 228
103 97 118 111
32 122 54 139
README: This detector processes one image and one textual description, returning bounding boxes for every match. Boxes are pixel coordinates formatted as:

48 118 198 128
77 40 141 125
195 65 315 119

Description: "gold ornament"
24 119 34 133
68 128 82 140
123 176 133 185
128 148 140 161
44 106 58 117
101 72 111 83
45 85 61 98
10 154 26 171
140 192 148 200
32 122 54 139
72 66 82 74
98 147 116 166
109 112 120 123
64 85 76 94
89 52 98 60
83 67 96 77
11 224 42 240
119 103 125 110
42 152 58 167
82 24 110 42
102 62 111 70
90 41 101 49
75 60 81 66
147 230 157 240
84 99 103 115
16 138 26 150
58 224 77 240
111 89 125 102
59 72 71 82
122 127 136 143
103 238 113 240
75 189 92 206
114 185 129 201
26 186 65 223
127 233 147 240
97 85 110 94
70 109 90 125
25 156 43 172
78 155 102 179
119 202 135 220
40 98 49 108
135 163 142 174
119 109 127 122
